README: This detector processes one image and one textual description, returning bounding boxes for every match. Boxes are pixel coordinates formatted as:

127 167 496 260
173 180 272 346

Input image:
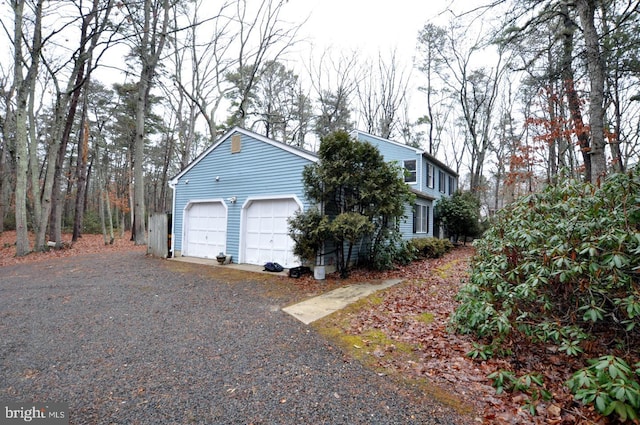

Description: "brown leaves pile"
0 231 146 267
317 246 610 425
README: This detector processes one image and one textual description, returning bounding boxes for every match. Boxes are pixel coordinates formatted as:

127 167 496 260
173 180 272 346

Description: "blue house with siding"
350 130 458 241
169 127 457 269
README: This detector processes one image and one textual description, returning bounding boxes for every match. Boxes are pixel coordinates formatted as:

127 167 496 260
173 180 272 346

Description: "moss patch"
415 312 435 324
434 259 462 279
313 294 473 417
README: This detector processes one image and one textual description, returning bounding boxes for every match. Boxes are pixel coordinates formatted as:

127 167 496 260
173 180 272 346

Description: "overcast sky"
282 0 454 63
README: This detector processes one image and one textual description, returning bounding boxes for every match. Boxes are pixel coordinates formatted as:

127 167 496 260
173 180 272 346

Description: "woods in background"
1 0 638 255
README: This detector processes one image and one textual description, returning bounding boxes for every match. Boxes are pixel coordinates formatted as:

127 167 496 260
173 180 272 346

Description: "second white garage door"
243 198 300 268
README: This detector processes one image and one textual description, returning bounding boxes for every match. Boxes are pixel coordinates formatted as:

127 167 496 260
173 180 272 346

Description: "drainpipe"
168 179 177 257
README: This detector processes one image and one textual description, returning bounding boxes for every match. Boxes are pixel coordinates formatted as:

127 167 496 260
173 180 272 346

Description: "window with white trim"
427 164 434 188
413 204 429 234
404 160 417 183
438 170 446 193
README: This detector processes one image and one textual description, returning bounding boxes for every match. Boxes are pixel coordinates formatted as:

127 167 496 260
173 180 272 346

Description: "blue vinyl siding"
353 130 456 240
172 130 315 260
353 131 423 191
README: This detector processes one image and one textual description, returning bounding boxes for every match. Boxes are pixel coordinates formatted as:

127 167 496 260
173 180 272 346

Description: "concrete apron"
169 256 403 325
169 256 289 276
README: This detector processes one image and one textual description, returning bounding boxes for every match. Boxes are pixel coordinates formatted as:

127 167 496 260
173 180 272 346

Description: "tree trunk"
576 0 607 182
130 0 171 245
132 68 150 245
73 117 90 241
0 109 11 233
12 0 44 256
27 70 42 240
14 97 31 256
560 2 592 182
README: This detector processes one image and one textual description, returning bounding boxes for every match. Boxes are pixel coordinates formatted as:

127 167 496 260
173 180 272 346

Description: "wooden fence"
148 213 169 258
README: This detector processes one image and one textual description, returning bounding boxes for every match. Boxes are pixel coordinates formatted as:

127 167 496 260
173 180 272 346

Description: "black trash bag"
288 266 312 278
263 262 284 272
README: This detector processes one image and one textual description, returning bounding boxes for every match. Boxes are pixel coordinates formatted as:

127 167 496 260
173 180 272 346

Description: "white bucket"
313 265 326 280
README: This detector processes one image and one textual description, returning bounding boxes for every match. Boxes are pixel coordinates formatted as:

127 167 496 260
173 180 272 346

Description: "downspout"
168 178 177 258
315 197 326 280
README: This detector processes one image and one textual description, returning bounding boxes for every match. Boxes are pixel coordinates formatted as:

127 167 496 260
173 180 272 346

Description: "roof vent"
231 134 241 153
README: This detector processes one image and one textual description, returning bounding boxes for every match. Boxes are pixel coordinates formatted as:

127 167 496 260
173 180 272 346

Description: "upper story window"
427 164 434 188
403 160 417 183
448 176 456 195
438 170 446 193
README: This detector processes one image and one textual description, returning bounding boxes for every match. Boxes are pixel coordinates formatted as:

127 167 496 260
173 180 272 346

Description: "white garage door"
184 202 227 259
243 198 300 268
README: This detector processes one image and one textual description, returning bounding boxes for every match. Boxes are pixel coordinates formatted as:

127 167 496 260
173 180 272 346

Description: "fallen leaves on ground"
313 246 611 425
0 231 146 267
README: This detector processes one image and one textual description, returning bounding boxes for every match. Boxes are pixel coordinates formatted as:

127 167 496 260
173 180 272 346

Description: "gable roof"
350 129 458 177
350 129 422 155
169 127 318 185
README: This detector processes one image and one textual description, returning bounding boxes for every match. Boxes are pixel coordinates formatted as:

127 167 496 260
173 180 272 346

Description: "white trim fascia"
170 183 176 256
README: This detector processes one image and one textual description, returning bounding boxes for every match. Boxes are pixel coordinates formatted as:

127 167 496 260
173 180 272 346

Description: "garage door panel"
272 220 288 233
243 198 299 268
184 202 226 259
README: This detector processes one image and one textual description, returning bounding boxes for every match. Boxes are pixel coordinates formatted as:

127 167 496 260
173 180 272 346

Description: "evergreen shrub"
451 167 640 420
409 237 454 259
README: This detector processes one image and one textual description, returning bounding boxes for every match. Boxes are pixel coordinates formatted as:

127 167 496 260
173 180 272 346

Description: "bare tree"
8 0 43 256
576 0 607 180
309 49 359 139
355 50 411 140
437 20 506 193
492 0 639 183
226 0 302 128
167 0 235 161
120 0 173 245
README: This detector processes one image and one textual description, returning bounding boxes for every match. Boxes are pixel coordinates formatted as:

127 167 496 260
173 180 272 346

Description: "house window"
448 176 456 195
404 160 417 183
438 170 446 193
427 164 434 188
413 204 429 234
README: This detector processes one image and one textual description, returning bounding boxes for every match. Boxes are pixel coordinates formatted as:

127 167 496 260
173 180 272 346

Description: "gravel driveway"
1 252 467 424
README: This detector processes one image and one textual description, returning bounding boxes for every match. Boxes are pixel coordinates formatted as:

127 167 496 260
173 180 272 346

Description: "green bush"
566 356 640 421
409 237 454 259
452 167 640 348
451 167 640 421
434 191 483 243
81 210 104 234
288 208 330 265
367 232 417 270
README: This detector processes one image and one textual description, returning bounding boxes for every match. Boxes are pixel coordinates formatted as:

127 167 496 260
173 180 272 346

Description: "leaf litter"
313 246 613 425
